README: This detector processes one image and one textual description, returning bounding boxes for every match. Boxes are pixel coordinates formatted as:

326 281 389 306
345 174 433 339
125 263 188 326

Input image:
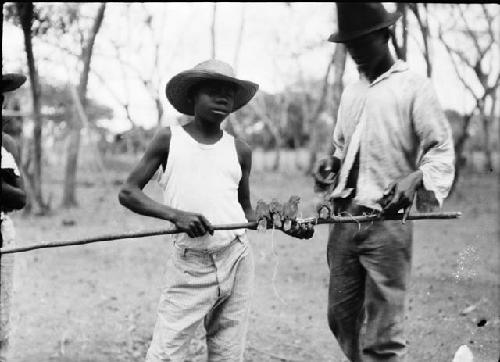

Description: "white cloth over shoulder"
1 146 20 176
330 60 455 211
1 146 21 241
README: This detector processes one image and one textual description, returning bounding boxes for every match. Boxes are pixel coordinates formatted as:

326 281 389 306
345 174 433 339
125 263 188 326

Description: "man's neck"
363 54 395 83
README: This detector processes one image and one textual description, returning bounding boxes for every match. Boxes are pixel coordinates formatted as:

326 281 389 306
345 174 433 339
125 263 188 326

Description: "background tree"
211 2 217 59
30 3 107 207
391 3 408 60
436 4 499 189
3 2 49 214
304 43 347 174
408 3 432 77
99 4 168 129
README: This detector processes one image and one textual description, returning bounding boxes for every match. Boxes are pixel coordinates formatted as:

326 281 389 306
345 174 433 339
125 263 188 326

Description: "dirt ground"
4 161 499 362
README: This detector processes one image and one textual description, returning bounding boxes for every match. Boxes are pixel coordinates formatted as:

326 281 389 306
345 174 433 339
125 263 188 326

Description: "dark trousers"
327 201 412 362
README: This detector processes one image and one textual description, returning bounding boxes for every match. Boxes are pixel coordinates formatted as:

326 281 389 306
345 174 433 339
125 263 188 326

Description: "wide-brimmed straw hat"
166 59 259 116
2 73 27 93
328 3 401 43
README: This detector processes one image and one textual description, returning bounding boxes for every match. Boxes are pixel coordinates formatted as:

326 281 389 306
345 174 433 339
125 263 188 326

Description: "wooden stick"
0 212 461 255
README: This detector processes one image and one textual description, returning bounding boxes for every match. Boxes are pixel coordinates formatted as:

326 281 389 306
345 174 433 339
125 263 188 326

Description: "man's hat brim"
328 12 400 43
166 70 259 116
2 73 27 93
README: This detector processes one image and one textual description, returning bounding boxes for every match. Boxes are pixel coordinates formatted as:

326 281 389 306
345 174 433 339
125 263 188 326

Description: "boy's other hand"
172 211 214 238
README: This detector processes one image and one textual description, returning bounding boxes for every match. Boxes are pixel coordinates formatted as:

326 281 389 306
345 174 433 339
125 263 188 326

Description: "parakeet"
283 195 300 231
316 199 333 220
269 198 283 228
255 199 270 232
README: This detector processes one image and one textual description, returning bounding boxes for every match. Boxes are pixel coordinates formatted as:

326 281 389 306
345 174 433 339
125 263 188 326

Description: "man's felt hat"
328 3 401 43
2 73 27 93
165 59 259 116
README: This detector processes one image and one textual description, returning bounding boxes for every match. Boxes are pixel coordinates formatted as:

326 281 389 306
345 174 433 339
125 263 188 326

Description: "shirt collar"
361 59 409 87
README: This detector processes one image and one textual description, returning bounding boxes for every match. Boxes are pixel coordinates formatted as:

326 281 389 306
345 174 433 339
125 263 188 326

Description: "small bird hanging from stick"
269 198 284 228
316 199 333 220
255 199 270 232
283 195 300 231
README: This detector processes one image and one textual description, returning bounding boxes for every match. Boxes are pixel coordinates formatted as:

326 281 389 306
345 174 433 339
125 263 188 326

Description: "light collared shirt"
330 60 455 211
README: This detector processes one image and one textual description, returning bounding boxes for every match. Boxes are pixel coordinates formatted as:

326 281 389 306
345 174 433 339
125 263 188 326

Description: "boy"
119 59 311 361
1 73 28 360
314 3 454 361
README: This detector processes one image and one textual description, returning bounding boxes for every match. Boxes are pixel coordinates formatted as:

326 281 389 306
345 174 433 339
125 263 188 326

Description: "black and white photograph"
1 2 499 361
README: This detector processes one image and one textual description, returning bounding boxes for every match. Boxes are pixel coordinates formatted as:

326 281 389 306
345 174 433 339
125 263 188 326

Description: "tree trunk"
294 131 303 171
62 3 106 207
410 3 432 77
233 4 245 74
211 3 217 59
305 64 332 174
155 97 164 128
272 136 282 171
17 2 47 214
62 115 82 207
305 46 345 175
421 4 432 77
481 115 492 172
331 45 347 117
396 3 408 61
272 97 289 172
450 111 475 194
483 92 497 172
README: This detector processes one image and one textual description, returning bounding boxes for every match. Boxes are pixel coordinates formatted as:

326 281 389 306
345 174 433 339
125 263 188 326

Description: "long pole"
0 212 461 255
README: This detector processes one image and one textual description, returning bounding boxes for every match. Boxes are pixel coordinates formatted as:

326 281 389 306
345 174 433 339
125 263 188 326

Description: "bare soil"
5 166 499 362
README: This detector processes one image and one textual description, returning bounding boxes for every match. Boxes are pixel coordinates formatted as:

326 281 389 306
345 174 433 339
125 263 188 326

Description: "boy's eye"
207 87 234 98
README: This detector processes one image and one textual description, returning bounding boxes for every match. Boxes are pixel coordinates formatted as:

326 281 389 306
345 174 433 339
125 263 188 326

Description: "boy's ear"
187 83 201 103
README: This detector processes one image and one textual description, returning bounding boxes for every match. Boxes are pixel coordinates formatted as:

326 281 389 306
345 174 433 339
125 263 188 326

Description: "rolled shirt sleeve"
412 79 455 209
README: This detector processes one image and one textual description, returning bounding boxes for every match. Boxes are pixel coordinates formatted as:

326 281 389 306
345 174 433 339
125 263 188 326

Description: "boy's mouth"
211 109 228 116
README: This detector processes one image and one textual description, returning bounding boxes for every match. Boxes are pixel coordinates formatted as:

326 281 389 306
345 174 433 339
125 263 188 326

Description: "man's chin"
206 115 227 124
356 63 370 72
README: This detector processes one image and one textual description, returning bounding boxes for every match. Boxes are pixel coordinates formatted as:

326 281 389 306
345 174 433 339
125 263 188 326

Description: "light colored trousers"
146 237 255 362
1 216 16 362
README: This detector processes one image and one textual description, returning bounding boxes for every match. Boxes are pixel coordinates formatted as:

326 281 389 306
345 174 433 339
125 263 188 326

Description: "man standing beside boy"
314 3 455 361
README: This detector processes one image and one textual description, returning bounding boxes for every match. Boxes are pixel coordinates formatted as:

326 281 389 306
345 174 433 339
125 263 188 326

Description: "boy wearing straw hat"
314 3 455 361
1 73 28 360
119 59 311 361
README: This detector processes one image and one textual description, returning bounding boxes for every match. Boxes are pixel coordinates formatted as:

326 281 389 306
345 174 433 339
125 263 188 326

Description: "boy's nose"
215 95 230 105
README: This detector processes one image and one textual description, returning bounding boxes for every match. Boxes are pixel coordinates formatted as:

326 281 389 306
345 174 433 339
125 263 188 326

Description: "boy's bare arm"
118 127 213 237
235 138 255 223
119 127 172 218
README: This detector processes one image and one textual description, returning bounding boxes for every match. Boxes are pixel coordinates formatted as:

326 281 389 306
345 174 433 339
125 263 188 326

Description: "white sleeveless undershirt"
156 124 247 250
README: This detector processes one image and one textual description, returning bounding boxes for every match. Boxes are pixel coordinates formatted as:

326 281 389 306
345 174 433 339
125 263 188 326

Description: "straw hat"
165 59 259 116
328 3 401 43
2 73 27 93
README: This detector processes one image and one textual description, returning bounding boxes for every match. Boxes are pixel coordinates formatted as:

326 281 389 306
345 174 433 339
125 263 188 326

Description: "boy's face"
192 80 236 124
344 29 389 75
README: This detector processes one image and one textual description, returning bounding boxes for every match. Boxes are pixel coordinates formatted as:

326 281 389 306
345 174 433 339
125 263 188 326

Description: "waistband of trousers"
332 197 378 216
173 235 247 257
